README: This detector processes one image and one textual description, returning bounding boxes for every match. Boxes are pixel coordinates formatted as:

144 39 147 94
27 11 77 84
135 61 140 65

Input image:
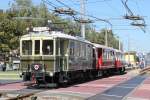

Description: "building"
124 51 138 68
145 53 150 66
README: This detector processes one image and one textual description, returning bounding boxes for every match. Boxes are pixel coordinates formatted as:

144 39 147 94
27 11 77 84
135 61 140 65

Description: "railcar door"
97 48 103 69
56 38 69 72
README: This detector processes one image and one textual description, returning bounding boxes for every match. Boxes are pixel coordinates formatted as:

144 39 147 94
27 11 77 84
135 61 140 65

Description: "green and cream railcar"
20 28 93 84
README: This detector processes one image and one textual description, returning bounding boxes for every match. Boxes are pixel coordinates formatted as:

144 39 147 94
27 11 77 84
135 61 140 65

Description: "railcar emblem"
34 65 39 70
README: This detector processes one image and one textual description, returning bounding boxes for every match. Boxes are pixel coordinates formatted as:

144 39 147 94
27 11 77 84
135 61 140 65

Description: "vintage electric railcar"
20 27 94 85
20 27 125 85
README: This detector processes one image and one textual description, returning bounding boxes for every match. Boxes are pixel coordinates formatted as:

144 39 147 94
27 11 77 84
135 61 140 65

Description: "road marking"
125 97 149 100
43 90 95 96
76 84 114 87
115 85 135 89
122 75 148 100
101 93 123 98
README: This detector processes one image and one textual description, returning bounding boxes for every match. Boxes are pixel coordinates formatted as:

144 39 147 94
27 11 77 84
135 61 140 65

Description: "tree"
0 0 121 53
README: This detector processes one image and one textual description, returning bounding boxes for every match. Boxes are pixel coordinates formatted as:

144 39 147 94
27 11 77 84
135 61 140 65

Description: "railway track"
0 87 46 100
140 66 150 74
0 80 49 100
0 80 22 86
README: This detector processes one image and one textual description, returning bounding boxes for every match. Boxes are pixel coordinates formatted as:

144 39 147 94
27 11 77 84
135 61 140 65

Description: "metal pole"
80 0 85 38
105 28 108 46
118 37 120 50
128 34 130 64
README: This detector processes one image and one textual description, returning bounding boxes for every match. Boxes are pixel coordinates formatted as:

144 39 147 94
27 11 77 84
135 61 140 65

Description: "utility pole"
80 0 86 38
118 36 121 50
128 34 130 64
116 36 120 50
105 28 108 46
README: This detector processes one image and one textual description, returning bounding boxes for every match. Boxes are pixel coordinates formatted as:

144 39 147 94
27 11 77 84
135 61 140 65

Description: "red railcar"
114 49 125 73
93 43 125 75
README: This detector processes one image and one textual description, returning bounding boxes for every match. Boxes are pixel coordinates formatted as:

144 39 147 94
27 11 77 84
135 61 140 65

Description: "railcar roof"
92 43 113 50
93 43 124 53
113 49 124 53
21 31 92 44
92 43 107 48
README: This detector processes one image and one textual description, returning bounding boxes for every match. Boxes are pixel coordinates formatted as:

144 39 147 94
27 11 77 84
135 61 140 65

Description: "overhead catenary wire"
54 0 112 28
41 0 112 29
104 0 121 15
55 0 71 8
121 0 133 16
42 0 57 8
133 0 150 34
85 0 112 4
121 0 146 33
43 0 148 33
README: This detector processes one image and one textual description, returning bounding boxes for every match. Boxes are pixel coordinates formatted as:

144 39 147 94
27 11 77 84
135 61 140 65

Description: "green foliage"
0 0 120 53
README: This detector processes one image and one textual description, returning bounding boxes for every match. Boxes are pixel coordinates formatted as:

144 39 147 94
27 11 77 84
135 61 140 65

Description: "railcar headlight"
42 68 45 72
49 72 53 76
19 72 23 77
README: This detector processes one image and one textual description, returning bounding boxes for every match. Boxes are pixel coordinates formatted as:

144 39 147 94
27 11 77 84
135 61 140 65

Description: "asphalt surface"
87 74 148 100
0 80 22 85
1 69 149 100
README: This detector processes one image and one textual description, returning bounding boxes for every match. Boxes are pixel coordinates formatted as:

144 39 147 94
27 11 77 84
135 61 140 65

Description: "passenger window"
56 39 60 55
22 40 32 55
69 41 75 56
42 40 53 55
35 40 40 55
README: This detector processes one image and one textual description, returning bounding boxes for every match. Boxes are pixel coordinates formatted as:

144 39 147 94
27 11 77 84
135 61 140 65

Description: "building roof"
124 51 137 55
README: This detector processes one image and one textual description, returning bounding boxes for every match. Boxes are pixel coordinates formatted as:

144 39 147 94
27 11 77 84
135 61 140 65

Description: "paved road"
1 69 150 100
0 80 22 85
87 74 148 100
33 72 136 100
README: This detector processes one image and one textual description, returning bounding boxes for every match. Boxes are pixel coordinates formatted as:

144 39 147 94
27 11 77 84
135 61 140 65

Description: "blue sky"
0 0 150 53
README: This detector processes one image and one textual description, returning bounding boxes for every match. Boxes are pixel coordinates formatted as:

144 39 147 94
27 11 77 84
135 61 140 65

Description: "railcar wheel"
23 73 30 81
58 72 70 87
97 70 103 77
119 67 125 74
103 70 109 76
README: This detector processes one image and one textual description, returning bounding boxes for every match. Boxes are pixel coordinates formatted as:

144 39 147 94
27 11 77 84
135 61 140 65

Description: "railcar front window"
22 40 32 55
42 40 53 55
35 40 40 55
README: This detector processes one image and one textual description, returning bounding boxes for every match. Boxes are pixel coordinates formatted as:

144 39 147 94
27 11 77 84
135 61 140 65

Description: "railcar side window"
42 40 53 55
56 39 60 55
81 43 86 57
35 40 40 55
69 41 75 56
22 40 32 55
103 50 106 60
76 42 80 57
87 45 91 58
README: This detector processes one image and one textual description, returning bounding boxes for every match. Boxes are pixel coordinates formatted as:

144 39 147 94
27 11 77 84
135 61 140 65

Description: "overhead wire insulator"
131 22 146 27
121 0 146 33
124 15 144 20
54 8 76 15
74 18 93 23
